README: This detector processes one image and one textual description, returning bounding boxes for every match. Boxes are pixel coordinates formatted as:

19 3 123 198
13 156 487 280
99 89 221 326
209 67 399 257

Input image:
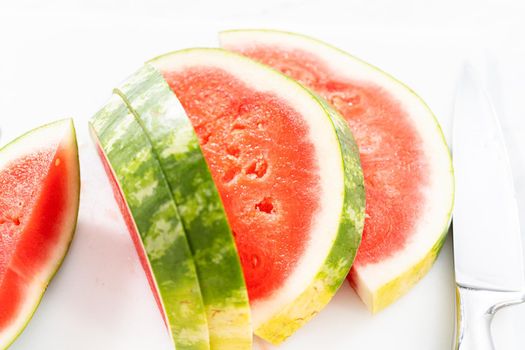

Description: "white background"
1 1 524 349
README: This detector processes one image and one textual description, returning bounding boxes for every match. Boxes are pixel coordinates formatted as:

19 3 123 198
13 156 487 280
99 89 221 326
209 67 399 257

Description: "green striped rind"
255 98 365 344
114 65 252 349
89 95 210 350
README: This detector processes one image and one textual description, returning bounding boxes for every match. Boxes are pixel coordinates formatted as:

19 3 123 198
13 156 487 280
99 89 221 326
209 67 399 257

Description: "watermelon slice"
220 29 455 313
150 48 365 344
89 96 210 350
114 65 252 349
0 119 80 349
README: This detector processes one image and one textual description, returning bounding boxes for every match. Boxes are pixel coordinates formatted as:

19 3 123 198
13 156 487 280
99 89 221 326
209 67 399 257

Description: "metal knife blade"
452 65 524 292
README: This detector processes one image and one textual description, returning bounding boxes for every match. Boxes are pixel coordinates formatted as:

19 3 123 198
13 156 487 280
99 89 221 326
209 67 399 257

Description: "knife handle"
454 285 525 350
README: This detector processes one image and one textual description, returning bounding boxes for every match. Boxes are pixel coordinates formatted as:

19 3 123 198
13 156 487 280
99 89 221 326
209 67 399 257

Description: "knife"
452 64 525 349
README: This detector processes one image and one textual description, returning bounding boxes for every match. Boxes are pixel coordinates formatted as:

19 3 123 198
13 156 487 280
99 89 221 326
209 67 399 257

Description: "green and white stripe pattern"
115 65 252 349
90 95 210 350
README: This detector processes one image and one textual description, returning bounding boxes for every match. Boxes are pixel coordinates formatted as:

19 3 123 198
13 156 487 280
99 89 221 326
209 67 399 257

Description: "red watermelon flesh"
0 119 79 347
220 30 455 313
162 66 321 302
225 47 428 266
0 150 54 327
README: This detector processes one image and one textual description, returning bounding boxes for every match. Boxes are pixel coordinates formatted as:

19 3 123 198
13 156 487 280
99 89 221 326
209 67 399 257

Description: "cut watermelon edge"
354 222 451 313
88 119 172 334
89 95 213 349
0 119 80 349
219 29 455 313
253 100 365 345
113 70 253 349
150 48 365 344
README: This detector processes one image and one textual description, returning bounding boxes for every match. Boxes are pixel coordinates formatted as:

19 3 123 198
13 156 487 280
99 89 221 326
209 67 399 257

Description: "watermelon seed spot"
231 123 246 131
201 132 211 145
330 93 361 110
237 101 249 114
251 254 259 268
246 158 268 178
226 145 240 158
255 197 274 214
0 215 20 226
223 166 240 182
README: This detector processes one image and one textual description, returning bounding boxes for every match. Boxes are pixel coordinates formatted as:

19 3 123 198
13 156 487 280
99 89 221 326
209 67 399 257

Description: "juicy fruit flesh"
162 66 321 301
0 151 53 276
234 46 428 265
0 145 69 327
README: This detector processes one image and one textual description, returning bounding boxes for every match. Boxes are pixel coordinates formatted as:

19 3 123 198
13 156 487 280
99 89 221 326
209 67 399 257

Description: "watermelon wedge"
114 65 252 349
150 48 365 344
89 96 210 350
0 119 80 349
220 29 455 313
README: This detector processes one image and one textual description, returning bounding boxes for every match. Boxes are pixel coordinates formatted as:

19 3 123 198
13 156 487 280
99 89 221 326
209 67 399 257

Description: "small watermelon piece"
114 65 252 349
0 119 80 349
89 96 210 350
151 48 365 344
220 29 455 313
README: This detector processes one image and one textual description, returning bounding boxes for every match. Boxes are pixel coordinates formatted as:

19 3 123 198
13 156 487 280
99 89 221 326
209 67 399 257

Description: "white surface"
0 1 524 349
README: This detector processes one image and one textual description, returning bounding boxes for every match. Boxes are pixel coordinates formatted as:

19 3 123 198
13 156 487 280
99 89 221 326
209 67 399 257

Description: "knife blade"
452 65 524 292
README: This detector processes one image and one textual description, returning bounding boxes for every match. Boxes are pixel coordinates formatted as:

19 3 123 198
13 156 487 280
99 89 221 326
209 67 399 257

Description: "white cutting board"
0 4 524 349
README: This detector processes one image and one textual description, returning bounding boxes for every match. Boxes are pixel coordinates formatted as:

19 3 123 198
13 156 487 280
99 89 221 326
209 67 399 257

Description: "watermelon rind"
0 119 80 349
89 96 210 350
150 48 365 344
219 29 455 313
114 64 252 349
252 93 365 345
